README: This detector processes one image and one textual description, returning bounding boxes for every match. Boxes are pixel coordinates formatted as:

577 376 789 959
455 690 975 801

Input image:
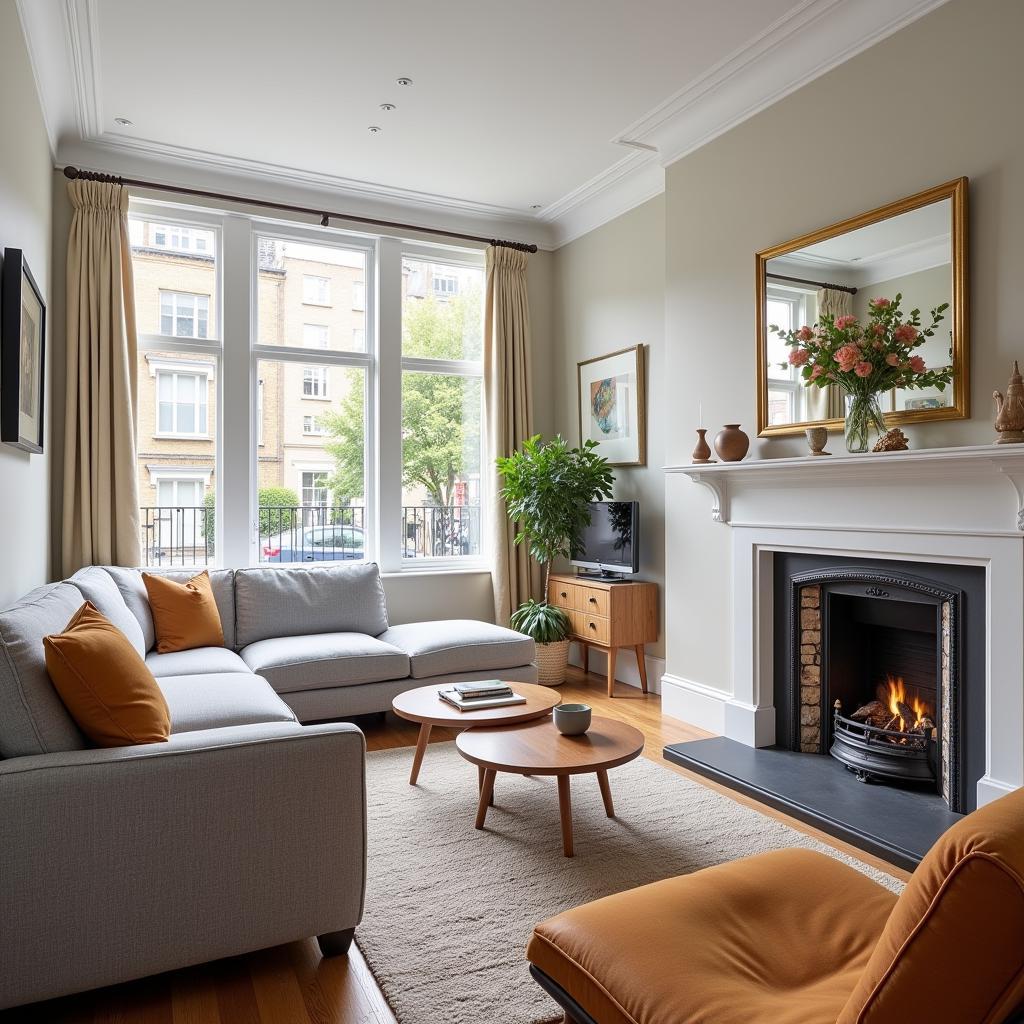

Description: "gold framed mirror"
755 178 969 436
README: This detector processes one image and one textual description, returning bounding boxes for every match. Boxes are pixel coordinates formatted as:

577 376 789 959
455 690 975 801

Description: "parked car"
262 525 365 562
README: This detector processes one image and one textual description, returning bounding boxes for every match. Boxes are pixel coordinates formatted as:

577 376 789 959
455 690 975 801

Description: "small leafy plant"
510 599 571 644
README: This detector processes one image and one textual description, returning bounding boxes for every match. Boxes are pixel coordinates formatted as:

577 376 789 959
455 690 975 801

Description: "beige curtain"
806 287 850 420
61 180 141 575
484 245 541 625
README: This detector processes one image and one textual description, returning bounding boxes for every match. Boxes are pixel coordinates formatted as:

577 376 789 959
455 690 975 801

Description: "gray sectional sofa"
0 561 535 1010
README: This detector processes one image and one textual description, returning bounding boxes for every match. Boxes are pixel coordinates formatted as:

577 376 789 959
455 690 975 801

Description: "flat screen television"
570 500 640 579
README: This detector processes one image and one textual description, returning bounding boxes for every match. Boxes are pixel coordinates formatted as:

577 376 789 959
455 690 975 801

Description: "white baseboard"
568 646 664 695
978 775 1020 807
660 673 727 734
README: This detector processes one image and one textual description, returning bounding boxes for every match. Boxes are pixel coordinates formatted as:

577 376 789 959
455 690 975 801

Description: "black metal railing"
139 504 481 566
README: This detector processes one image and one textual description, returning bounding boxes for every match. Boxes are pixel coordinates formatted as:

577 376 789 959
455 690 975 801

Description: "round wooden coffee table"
455 716 644 857
391 682 560 785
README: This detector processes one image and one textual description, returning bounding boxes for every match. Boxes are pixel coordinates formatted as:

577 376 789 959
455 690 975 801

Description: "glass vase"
844 392 886 453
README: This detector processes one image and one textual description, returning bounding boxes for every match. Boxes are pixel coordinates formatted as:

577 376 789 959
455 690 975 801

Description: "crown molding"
58 138 558 250
20 0 951 249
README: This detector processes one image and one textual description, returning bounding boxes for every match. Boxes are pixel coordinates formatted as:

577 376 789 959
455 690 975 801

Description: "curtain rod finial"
320 213 329 227
63 165 80 180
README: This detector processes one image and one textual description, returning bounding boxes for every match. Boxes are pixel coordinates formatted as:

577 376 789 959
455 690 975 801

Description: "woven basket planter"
535 639 570 687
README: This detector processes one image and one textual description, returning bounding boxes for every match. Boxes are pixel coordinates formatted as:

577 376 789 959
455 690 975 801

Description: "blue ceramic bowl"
553 703 592 736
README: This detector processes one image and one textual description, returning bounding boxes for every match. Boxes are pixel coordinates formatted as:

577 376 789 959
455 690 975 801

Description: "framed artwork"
577 344 646 466
1 248 46 453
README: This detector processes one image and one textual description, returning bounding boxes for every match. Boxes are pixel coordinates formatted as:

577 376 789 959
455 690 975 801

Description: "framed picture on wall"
1 248 46 453
577 344 646 466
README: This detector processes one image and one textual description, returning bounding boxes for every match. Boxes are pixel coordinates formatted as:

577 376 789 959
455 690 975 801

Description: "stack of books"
438 680 527 711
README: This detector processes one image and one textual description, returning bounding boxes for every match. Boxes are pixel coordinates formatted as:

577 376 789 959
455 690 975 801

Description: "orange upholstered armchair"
527 786 1024 1024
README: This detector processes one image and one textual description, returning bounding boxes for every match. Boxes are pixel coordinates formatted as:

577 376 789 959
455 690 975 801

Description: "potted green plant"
497 435 614 685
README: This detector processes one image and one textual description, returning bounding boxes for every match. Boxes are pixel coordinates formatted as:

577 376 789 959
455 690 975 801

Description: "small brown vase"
714 423 749 462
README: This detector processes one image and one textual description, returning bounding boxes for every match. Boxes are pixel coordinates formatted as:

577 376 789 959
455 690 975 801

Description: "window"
261 239 366 351
304 324 329 348
160 291 210 339
132 200 488 573
765 286 816 425
301 471 329 507
303 275 330 305
432 273 458 298
156 368 210 436
302 366 329 398
401 258 484 560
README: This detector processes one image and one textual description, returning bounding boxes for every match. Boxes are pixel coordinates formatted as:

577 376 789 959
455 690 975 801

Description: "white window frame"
766 284 814 423
303 323 329 348
300 469 331 507
302 414 326 435
352 280 365 311
301 365 330 399
150 359 214 438
302 274 331 305
432 272 458 298
159 289 211 340
130 200 487 574
396 245 487 571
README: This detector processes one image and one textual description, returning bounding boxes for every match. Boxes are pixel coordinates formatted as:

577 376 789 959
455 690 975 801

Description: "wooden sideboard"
547 574 659 698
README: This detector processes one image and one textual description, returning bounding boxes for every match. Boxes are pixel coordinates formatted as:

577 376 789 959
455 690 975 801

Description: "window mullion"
376 238 403 572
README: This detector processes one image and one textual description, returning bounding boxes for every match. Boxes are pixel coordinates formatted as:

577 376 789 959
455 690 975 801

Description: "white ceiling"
17 0 950 247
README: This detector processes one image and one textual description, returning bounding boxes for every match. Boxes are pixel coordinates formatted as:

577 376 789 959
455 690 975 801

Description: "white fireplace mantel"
667 443 1024 533
662 442 1024 808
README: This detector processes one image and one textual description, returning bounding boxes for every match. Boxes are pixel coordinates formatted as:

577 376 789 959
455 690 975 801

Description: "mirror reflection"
763 198 954 428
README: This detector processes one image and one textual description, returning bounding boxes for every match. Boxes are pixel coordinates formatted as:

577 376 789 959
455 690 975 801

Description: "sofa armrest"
0 721 367 1010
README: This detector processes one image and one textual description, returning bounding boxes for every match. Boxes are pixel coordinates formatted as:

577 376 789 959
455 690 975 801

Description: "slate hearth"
663 737 961 870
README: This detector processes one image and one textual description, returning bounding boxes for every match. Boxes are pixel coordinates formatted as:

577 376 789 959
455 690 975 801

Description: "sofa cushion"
44 602 171 748
102 567 236 651
69 566 147 657
234 563 388 648
146 647 251 679
143 570 225 653
240 633 409 693
158 673 297 733
379 620 535 679
0 583 88 757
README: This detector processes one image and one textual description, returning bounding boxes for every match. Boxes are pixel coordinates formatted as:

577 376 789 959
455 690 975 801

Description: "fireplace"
773 554 985 815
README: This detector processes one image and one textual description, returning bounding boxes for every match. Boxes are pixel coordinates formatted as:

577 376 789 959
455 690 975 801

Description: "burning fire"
879 675 930 732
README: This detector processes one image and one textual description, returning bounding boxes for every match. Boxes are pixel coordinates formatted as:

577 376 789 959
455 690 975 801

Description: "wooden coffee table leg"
557 775 574 857
476 769 496 829
596 769 615 817
478 764 494 805
409 723 432 785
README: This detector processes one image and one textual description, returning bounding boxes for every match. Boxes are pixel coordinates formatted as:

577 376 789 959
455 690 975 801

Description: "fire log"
850 700 891 729
896 701 918 730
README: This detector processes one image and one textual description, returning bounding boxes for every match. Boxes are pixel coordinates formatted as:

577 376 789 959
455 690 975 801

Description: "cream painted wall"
550 197 666 670
0 3 53 607
664 0 1024 703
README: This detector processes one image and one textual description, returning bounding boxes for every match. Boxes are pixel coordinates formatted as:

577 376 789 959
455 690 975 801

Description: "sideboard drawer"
576 612 610 645
580 588 609 616
550 582 579 612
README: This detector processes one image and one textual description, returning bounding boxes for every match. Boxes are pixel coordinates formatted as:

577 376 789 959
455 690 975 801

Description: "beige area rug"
356 742 902 1024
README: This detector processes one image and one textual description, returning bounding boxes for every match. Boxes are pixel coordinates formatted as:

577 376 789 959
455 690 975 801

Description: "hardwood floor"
1 667 911 1023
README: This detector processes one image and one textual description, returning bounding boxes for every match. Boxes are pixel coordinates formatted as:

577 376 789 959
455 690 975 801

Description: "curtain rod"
766 271 857 295
62 165 539 253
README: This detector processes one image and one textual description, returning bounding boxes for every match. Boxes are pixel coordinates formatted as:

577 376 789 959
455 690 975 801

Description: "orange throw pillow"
44 602 171 747
143 570 225 654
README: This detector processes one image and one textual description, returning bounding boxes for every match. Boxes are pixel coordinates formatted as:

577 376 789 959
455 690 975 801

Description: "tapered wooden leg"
577 638 589 674
557 775 574 857
606 647 618 698
409 723 431 785
478 764 494 804
596 769 615 817
635 645 649 694
475 769 496 829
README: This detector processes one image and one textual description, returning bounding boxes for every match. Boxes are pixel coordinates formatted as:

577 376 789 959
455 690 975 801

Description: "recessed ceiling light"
396 77 413 87
530 204 542 210
113 116 133 127
380 102 396 112
368 125 382 134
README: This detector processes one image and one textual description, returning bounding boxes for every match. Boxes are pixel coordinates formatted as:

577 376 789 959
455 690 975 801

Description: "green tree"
202 486 300 539
320 285 483 548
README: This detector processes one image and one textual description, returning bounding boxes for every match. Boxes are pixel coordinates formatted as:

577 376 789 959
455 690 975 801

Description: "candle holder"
691 428 716 464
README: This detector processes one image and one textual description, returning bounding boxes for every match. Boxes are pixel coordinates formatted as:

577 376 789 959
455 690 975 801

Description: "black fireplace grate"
830 703 936 787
